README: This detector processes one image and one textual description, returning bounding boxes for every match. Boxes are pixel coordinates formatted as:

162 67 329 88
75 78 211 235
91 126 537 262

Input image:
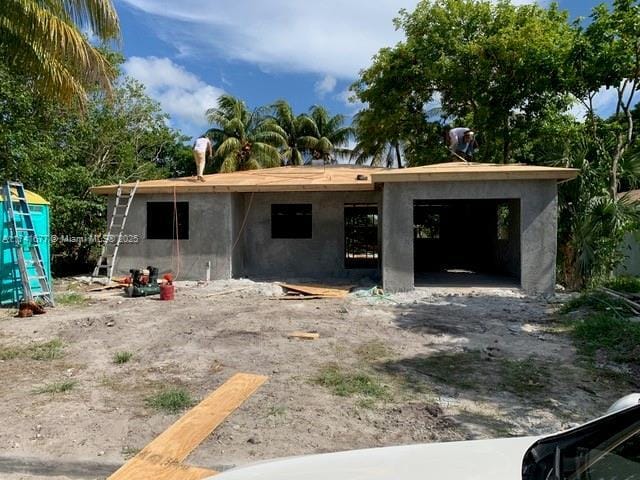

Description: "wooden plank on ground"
88 283 126 292
278 283 353 298
110 460 217 480
109 373 267 480
287 331 320 340
270 295 324 301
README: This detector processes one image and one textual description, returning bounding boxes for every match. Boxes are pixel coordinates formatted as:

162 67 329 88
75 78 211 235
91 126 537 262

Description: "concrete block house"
91 163 577 294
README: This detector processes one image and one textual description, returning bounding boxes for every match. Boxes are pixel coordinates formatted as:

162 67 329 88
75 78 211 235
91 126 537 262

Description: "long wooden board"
287 331 320 340
110 461 217 480
109 373 268 480
279 283 353 298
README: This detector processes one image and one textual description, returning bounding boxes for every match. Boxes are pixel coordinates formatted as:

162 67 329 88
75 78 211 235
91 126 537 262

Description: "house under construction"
91 163 578 294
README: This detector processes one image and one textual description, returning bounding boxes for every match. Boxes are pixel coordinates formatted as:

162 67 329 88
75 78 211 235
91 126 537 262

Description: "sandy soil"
0 280 627 479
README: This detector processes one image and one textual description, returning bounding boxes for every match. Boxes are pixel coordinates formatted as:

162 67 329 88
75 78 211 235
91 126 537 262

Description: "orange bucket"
160 283 175 300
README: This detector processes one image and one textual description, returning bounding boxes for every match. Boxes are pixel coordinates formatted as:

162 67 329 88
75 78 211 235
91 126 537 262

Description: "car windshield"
523 405 640 480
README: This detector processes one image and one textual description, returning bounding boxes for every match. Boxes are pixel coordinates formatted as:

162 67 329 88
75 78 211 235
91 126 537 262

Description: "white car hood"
211 436 539 480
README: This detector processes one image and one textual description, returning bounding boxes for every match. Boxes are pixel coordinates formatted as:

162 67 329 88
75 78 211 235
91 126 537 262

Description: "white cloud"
336 88 363 112
120 0 543 82
314 75 337 97
120 0 418 79
123 56 225 133
570 82 637 120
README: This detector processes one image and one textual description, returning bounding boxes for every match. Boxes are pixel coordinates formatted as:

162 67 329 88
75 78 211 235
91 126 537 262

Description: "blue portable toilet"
0 187 52 306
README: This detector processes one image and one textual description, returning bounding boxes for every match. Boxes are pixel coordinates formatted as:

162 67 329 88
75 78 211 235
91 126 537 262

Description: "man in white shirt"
447 127 477 161
192 136 213 182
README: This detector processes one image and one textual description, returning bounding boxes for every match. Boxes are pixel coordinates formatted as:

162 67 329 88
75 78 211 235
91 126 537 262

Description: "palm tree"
300 105 353 164
1 0 120 105
206 94 287 172
264 100 317 166
350 110 403 168
351 138 404 168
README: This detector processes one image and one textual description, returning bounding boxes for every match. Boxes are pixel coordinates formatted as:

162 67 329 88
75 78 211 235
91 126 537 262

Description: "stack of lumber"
277 283 354 300
599 287 640 315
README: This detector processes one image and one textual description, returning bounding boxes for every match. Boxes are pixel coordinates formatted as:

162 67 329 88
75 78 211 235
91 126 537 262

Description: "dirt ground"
0 279 628 479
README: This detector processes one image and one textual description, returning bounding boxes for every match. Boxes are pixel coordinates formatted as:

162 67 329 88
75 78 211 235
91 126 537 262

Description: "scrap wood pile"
278 283 354 300
599 287 640 315
87 276 131 291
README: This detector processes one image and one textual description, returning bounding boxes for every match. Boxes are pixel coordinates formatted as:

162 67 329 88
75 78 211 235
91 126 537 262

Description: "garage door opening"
413 199 521 287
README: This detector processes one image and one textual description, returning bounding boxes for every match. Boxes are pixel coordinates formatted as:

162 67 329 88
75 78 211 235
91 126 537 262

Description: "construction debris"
278 283 353 299
16 300 46 318
599 287 640 315
287 331 320 340
272 295 324 301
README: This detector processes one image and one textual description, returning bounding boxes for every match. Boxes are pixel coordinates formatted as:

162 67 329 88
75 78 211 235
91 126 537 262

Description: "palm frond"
220 154 238 173
251 142 281 168
216 137 241 158
61 0 120 41
1 0 119 105
253 130 287 148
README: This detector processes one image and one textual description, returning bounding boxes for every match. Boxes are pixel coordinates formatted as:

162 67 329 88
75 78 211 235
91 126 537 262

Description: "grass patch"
0 346 21 360
604 276 640 294
146 387 195 414
313 365 388 399
113 351 133 364
1 339 65 361
355 397 377 409
559 291 633 317
27 339 64 360
121 446 140 460
394 351 480 390
56 292 88 306
571 313 640 365
355 340 393 363
35 380 77 394
499 357 550 395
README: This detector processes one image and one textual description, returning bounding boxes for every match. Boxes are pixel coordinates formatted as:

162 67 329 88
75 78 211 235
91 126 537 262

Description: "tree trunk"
394 142 402 168
502 117 511 164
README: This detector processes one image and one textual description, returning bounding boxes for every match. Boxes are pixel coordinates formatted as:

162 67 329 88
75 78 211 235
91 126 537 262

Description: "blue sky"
113 0 613 137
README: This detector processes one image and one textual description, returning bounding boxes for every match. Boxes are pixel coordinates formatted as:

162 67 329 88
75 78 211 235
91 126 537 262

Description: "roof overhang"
91 164 579 196
370 164 579 183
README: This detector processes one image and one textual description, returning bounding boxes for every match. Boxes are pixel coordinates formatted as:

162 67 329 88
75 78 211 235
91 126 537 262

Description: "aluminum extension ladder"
92 180 139 282
2 181 55 306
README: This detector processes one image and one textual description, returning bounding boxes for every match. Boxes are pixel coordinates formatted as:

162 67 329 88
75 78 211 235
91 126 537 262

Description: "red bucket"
160 283 175 301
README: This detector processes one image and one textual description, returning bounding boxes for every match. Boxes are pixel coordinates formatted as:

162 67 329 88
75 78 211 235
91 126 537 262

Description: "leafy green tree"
570 0 640 198
353 0 575 164
206 94 286 172
0 0 120 106
0 61 189 274
548 0 640 288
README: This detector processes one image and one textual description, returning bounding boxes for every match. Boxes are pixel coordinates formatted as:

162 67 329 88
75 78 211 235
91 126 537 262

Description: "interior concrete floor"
414 270 521 289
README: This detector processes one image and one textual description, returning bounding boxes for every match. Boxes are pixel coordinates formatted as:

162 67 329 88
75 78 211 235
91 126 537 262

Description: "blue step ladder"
2 181 54 306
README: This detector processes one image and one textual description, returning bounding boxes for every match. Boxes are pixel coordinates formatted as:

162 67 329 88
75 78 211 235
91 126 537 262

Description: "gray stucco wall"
234 191 381 280
381 180 558 295
109 193 233 280
617 231 640 276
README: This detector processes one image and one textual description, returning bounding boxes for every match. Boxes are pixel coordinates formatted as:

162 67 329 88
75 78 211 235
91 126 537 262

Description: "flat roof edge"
370 170 579 183
90 184 376 195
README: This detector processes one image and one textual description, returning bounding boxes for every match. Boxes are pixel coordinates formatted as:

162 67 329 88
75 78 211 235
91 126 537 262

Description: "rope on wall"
231 192 254 253
172 185 181 281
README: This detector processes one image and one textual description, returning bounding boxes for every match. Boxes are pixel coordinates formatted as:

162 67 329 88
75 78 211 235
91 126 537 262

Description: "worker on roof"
192 136 214 182
447 127 477 161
